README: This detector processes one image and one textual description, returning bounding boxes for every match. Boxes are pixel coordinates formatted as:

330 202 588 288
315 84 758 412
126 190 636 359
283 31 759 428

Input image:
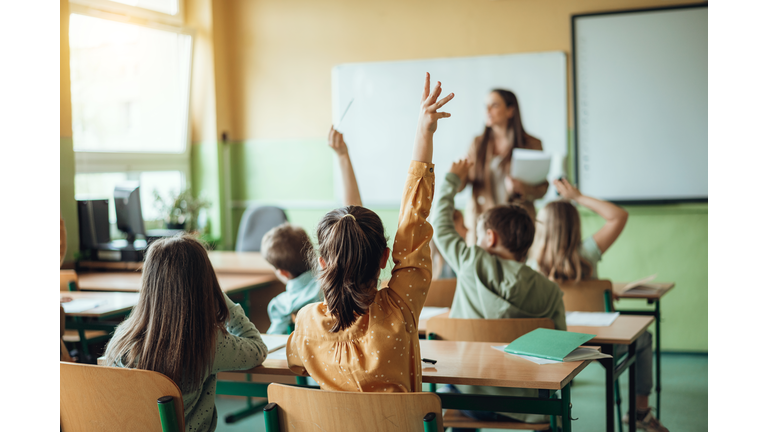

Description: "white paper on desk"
61 299 101 313
420 307 450 321
260 335 288 353
267 347 287 360
511 148 551 184
566 311 620 327
491 345 560 364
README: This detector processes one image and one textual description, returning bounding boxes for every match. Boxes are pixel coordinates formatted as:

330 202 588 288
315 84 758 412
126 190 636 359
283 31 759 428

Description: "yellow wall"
216 0 702 140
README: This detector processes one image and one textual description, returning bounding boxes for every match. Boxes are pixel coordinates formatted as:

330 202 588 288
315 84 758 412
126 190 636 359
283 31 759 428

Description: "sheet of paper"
260 335 289 353
61 299 101 313
420 307 450 321
565 311 620 327
492 345 561 364
511 148 551 184
267 347 287 360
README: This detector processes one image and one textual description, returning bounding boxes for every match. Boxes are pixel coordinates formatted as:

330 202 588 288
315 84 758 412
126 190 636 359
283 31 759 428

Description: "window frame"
69 1 195 181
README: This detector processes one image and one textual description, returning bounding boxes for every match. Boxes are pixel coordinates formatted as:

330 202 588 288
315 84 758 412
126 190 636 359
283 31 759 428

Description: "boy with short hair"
262 223 323 334
433 159 565 427
263 125 363 334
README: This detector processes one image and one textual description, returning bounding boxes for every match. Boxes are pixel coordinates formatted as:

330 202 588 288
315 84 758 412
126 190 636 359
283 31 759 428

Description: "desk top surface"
206 251 274 274
237 337 589 390
568 315 654 345
60 291 139 318
613 282 675 300
77 272 277 294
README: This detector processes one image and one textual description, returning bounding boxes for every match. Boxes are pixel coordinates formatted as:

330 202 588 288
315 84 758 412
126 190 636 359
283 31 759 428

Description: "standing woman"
462 89 549 243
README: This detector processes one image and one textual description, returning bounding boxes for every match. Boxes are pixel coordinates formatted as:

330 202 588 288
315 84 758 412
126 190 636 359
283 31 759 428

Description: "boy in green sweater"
433 159 565 428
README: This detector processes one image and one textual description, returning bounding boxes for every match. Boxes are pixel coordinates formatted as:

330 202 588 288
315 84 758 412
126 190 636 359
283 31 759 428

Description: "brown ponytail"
313 206 388 332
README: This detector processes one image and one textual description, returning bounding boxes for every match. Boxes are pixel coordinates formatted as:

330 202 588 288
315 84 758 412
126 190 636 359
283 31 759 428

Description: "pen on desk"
421 358 437 364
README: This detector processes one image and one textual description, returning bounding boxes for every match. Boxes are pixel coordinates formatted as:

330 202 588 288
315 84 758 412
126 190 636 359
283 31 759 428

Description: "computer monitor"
114 182 146 244
77 199 111 249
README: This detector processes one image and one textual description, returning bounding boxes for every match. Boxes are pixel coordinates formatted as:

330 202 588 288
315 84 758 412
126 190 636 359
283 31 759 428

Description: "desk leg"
653 300 661 419
628 340 637 432
600 345 616 432
561 383 572 432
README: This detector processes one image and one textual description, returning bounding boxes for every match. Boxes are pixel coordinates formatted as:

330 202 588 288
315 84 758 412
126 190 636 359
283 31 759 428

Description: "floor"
213 352 707 432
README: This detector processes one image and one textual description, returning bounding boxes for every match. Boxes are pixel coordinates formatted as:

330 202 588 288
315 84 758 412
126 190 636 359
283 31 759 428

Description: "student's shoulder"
518 264 561 292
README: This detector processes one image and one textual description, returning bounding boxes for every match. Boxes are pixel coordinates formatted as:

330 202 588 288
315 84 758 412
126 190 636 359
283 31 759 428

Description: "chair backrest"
265 383 443 432
424 278 457 308
61 270 79 292
60 362 185 432
558 279 614 312
427 317 554 343
235 206 288 252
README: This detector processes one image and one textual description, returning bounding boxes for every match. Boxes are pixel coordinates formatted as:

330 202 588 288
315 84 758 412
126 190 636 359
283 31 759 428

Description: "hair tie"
342 213 356 221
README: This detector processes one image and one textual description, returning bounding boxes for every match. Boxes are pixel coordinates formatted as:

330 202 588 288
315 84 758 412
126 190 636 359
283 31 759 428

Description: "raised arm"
554 178 628 254
389 73 453 315
328 126 362 207
434 159 473 272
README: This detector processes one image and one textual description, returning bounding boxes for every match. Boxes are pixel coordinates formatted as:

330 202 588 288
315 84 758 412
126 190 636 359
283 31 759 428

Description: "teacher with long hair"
461 89 549 243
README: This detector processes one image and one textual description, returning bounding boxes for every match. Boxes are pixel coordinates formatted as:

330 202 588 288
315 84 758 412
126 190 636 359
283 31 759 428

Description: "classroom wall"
60 0 78 264
206 0 708 352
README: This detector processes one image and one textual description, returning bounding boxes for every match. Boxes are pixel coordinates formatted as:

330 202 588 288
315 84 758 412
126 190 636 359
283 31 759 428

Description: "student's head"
313 206 389 332
261 223 312 283
475 203 535 261
104 234 228 389
533 200 593 282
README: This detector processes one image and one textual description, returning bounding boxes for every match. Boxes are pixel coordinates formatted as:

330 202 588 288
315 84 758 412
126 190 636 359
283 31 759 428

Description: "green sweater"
433 173 566 423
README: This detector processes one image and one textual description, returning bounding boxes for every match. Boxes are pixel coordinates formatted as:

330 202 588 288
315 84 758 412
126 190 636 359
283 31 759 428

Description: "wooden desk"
79 251 274 274
206 251 274 274
613 281 675 420
569 315 655 432
78 272 276 296
60 291 138 318
218 338 590 432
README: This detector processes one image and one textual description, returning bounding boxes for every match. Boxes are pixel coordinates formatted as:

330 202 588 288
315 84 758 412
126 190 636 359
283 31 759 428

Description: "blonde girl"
286 73 454 392
104 235 268 432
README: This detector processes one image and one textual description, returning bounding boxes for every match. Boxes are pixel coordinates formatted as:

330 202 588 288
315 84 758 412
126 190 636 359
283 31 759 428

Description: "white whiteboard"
574 6 708 202
331 52 567 207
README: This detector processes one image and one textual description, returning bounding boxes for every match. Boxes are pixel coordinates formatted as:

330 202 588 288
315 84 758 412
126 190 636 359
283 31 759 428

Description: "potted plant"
153 188 211 232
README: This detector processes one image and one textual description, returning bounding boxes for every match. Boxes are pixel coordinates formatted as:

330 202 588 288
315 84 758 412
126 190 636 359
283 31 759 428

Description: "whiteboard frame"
571 3 709 205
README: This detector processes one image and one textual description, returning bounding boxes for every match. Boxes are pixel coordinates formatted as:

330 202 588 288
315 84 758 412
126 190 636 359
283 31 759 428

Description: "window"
69 0 193 230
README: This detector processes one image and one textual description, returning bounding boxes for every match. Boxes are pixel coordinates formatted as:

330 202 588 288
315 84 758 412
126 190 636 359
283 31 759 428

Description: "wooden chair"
262 383 442 432
558 279 614 312
60 270 110 360
424 278 457 308
60 362 184 431
426 317 555 431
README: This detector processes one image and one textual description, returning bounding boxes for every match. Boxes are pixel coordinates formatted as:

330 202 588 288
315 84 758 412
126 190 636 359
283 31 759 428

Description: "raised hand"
449 158 473 184
328 126 349 157
417 72 454 137
553 177 582 201
413 72 454 163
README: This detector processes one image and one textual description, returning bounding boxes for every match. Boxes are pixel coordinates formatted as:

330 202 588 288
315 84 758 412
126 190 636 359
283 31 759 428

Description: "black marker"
421 358 437 364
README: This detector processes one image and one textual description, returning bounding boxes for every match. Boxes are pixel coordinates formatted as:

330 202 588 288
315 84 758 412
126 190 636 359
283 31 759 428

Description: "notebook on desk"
260 335 288 353
614 274 670 295
497 328 612 364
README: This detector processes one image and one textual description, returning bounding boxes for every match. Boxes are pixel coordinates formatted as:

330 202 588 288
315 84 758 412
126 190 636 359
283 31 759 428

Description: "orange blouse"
286 160 435 392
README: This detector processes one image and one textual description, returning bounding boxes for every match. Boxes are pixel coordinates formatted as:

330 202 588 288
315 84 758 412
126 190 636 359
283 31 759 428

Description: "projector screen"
573 5 707 203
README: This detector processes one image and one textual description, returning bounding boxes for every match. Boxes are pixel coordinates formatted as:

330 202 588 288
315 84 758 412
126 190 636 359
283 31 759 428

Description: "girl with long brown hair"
462 89 549 243
286 73 453 392
530 181 668 432
531 178 628 282
104 235 268 431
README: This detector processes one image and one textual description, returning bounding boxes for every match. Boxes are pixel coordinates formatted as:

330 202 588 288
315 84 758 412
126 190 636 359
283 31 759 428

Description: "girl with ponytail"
286 73 454 392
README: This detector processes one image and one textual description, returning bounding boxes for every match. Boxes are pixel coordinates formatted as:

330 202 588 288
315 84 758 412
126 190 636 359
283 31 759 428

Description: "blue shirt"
266 271 323 334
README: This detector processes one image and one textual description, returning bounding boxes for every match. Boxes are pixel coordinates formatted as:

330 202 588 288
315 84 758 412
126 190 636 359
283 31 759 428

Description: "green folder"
504 328 597 362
